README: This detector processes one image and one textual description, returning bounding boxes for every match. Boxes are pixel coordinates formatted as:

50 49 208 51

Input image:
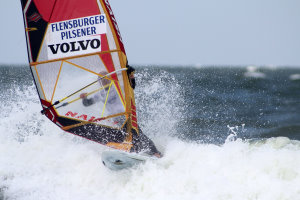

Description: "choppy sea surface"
0 65 300 200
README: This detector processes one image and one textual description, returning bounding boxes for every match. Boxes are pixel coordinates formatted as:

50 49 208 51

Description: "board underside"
101 150 155 170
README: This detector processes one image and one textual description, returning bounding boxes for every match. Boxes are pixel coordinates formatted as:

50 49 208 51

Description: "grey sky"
1 0 300 66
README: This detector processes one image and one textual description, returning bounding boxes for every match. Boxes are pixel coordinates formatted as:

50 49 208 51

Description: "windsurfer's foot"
153 152 163 158
142 149 163 158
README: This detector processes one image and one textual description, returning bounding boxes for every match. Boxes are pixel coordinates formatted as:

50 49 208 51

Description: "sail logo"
65 111 115 124
28 12 41 23
65 111 97 122
48 39 101 55
46 15 107 60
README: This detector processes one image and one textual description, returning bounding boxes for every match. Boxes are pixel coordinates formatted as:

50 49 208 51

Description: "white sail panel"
35 61 62 101
67 55 106 75
31 65 46 100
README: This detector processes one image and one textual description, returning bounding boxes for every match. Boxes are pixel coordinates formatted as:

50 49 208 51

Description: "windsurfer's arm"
126 64 136 89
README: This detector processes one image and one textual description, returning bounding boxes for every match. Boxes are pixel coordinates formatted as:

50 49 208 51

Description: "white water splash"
1 77 300 200
225 124 246 143
289 74 300 81
244 66 266 79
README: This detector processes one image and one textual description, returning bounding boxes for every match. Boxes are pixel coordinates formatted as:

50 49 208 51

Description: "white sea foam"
289 74 300 81
244 66 266 79
1 78 300 200
244 71 266 79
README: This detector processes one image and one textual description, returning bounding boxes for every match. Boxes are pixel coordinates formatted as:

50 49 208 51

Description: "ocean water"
0 65 300 200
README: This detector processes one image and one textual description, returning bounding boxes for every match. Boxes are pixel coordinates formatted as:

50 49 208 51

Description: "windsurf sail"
20 0 140 152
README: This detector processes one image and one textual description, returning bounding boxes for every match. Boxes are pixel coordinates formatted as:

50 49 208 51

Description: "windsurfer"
79 70 122 115
80 65 162 158
79 65 135 109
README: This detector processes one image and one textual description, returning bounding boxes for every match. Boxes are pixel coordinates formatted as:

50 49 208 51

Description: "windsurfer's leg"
131 126 162 157
139 134 162 158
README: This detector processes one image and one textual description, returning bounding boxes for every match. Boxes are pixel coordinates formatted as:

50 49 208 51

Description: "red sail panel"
32 0 55 22
33 0 100 22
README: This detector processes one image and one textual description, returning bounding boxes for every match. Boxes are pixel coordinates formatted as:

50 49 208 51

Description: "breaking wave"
0 68 300 200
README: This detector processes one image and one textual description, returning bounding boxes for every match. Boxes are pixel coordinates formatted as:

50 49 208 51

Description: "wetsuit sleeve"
127 65 135 72
126 65 136 89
